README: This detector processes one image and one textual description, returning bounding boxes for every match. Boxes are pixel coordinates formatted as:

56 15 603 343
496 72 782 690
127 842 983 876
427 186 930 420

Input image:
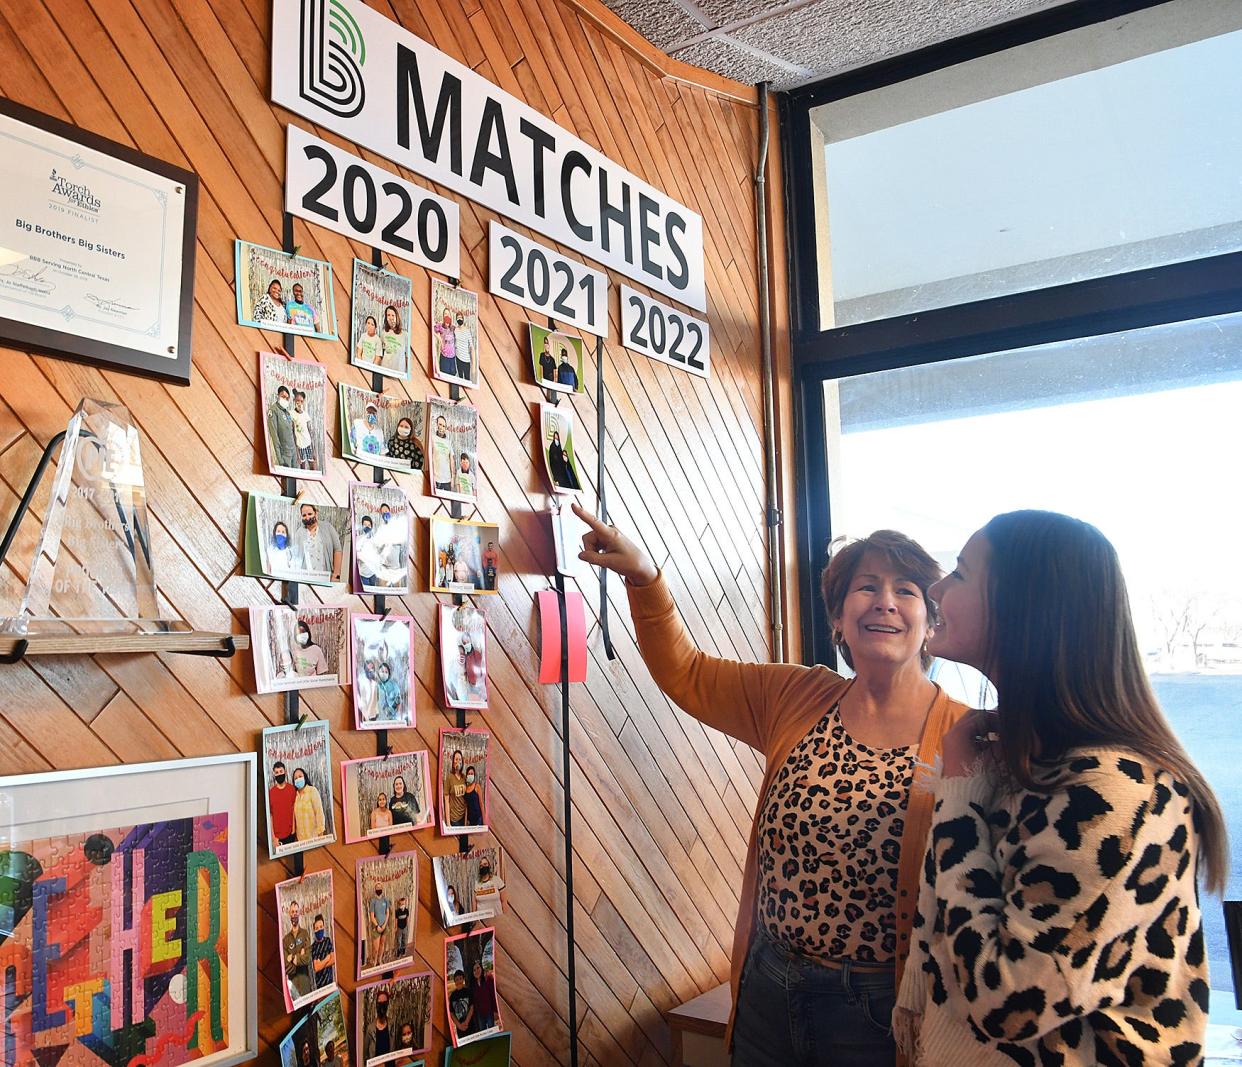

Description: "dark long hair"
982 510 1227 894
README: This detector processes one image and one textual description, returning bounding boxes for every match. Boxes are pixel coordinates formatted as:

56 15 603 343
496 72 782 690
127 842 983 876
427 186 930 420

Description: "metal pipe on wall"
756 81 786 663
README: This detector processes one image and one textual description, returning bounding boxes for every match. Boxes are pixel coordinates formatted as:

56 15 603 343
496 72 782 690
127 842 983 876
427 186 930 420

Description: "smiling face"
927 530 991 671
833 550 933 674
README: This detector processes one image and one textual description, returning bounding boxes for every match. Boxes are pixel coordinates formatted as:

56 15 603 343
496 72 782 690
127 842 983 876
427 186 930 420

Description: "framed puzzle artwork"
0 753 259 1065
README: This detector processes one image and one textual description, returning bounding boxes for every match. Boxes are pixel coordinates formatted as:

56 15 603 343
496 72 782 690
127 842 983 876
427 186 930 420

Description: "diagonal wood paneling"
0 0 790 1062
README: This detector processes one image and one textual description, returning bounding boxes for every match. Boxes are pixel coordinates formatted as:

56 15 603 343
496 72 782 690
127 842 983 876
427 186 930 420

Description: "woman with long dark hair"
896 510 1227 1065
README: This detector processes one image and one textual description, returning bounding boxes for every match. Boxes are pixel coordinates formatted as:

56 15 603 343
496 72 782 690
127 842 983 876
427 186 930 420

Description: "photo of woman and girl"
426 396 479 503
260 352 328 480
350 483 411 595
274 869 338 1012
429 517 500 595
341 750 434 843
431 278 481 389
356 851 418 981
528 322 584 394
356 973 432 1066
572 502 1228 1067
350 259 411 379
248 493 350 587
250 605 346 694
433 846 505 927
539 404 582 494
235 239 337 340
440 603 488 709
339 384 425 472
444 928 501 1047
439 727 490 836
262 720 336 858
351 614 415 730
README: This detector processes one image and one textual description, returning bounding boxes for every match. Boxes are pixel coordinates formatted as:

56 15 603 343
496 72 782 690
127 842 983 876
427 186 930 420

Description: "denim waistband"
746 926 896 994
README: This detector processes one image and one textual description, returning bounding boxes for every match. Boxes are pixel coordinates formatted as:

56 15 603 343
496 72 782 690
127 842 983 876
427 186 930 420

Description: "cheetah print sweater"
895 748 1208 1066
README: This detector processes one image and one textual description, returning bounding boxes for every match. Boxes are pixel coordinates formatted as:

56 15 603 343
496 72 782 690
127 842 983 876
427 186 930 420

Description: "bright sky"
834 379 1242 650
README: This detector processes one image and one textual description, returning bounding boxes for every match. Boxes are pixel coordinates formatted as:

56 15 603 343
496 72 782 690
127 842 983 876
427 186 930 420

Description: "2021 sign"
285 125 460 277
488 221 608 337
620 285 710 379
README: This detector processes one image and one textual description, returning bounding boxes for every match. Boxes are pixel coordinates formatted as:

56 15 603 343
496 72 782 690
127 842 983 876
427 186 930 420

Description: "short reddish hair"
821 530 942 671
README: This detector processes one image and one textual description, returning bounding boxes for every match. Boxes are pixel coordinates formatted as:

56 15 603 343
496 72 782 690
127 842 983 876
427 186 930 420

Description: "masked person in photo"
367 884 390 965
538 334 557 385
291 389 315 471
286 283 319 332
310 914 335 989
387 416 423 469
356 313 381 365
357 656 380 723
367 989 393 1063
388 774 418 826
434 309 457 377
284 900 312 1001
370 791 393 833
381 305 405 370
293 503 342 582
291 766 326 843
574 504 968 1067
292 620 328 676
268 521 300 573
453 310 475 383
463 764 483 828
547 430 579 491
253 278 287 324
894 512 1226 1067
376 662 402 722
267 384 296 469
432 415 453 493
268 759 297 846
462 633 486 701
556 345 579 391
445 750 467 829
444 884 461 922
357 514 380 588
445 645 472 707
350 400 385 457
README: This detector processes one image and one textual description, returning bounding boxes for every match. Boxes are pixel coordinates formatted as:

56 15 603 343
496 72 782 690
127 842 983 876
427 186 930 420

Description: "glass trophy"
3 398 187 635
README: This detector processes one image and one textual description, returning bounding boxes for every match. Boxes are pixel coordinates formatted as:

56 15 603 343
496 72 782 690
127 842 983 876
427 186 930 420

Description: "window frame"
781 0 1242 666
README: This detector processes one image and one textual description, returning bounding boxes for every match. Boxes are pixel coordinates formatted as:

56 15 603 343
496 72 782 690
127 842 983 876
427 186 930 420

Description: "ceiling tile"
669 34 806 86
605 0 707 49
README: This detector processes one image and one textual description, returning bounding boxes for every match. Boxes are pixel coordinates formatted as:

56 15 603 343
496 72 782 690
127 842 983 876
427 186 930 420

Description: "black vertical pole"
595 335 615 660
554 575 579 1067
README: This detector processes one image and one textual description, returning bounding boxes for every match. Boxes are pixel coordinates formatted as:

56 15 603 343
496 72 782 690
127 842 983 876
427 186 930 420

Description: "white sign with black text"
285 124 460 277
489 222 607 337
271 0 705 310
620 285 710 379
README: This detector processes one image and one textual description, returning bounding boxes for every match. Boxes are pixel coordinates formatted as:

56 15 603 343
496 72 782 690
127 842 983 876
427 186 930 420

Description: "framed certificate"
0 97 198 384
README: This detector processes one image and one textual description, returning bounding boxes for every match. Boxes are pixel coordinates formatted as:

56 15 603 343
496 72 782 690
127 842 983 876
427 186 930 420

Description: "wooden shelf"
0 631 247 659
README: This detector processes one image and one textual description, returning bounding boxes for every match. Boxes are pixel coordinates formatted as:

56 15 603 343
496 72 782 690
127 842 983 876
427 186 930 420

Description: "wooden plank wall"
0 0 789 1063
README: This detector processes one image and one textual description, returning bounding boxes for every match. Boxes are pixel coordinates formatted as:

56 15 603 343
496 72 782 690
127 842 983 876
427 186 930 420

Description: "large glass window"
808 1 1242 329
825 310 1242 1025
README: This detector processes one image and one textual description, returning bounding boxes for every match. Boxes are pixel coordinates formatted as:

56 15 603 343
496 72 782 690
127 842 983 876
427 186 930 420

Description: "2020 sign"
488 222 608 337
285 125 460 277
620 285 710 379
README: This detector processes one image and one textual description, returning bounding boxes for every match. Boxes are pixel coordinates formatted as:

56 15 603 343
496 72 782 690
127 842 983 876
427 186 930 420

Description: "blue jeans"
731 929 897 1067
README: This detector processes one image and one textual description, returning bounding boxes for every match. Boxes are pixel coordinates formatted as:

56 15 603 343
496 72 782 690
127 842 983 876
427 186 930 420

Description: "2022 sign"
488 222 608 337
285 125 460 277
620 285 710 379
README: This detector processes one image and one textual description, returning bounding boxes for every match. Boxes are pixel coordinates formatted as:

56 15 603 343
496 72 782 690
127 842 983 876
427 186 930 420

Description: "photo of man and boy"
339 384 425 472
426 396 480 504
351 614 415 731
528 322 584 394
429 517 500 596
235 239 337 340
275 869 338 1012
260 352 328 480
262 720 336 858
356 851 418 981
350 260 412 379
431 278 481 389
250 605 347 694
341 750 434 843
350 483 411 595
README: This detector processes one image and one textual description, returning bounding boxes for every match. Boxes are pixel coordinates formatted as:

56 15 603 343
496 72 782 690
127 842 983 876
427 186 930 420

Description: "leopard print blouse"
756 702 917 963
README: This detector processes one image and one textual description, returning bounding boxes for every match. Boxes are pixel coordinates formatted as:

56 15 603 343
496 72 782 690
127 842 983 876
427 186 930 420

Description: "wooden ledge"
0 631 247 659
667 980 731 1037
